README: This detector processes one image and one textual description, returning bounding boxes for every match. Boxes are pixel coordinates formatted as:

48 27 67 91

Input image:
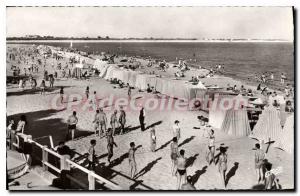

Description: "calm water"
13 41 294 85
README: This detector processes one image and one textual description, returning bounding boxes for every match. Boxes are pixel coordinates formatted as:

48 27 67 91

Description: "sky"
6 7 294 40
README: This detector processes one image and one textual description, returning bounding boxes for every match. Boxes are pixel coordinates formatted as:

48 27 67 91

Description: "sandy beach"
6 43 294 190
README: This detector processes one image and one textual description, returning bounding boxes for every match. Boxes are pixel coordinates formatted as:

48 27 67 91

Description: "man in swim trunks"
177 149 187 190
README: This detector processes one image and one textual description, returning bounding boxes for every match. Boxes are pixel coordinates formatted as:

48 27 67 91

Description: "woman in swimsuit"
206 129 216 165
177 149 187 190
170 137 179 176
218 146 228 188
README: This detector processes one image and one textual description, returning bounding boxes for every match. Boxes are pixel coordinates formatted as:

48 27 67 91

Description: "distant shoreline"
6 39 293 43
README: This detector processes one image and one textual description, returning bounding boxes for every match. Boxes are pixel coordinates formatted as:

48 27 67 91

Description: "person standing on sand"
59 87 64 104
90 91 98 110
88 139 96 171
99 108 108 137
139 107 146 131
127 84 131 99
281 73 286 84
66 111 78 141
40 80 46 95
218 146 228 188
170 137 179 176
85 86 90 100
173 120 181 141
150 126 156 152
206 129 216 165
181 175 196 190
119 107 126 135
110 110 118 136
254 143 265 183
177 149 187 190
107 128 118 164
128 142 137 178
49 75 55 88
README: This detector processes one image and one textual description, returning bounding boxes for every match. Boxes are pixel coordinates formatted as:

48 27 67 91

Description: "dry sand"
6 44 294 190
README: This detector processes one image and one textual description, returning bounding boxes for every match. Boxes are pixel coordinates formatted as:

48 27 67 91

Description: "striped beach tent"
252 105 282 143
275 114 294 154
220 109 251 137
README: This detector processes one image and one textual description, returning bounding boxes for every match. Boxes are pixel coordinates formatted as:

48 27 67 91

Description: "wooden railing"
12 133 122 190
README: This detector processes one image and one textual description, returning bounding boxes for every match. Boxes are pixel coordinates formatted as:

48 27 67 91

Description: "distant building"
25 35 41 39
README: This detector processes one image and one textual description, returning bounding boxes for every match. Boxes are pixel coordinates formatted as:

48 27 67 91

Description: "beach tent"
220 109 251 137
252 105 282 143
275 114 294 154
93 59 108 71
209 109 228 129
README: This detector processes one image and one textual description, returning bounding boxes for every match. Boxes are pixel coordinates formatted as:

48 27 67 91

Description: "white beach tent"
220 108 251 137
252 105 283 143
93 59 108 71
275 114 294 154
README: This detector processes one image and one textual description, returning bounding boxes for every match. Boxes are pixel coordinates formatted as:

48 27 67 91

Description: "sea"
11 41 294 87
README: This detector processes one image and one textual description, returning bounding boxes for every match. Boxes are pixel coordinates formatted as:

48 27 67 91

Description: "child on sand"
181 175 196 190
88 139 96 171
128 142 137 178
59 87 64 104
173 120 181 141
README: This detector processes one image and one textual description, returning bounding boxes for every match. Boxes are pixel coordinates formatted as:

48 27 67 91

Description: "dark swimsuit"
177 169 186 176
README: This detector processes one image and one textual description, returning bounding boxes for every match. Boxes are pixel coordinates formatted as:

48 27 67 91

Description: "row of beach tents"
93 59 207 100
208 97 294 154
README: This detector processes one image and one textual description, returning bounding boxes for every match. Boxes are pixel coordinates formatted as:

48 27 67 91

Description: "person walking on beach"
254 143 265 183
206 129 216 165
177 149 187 190
59 87 64 104
40 80 46 95
90 91 98 110
127 84 131 99
107 128 118 164
139 107 146 131
88 139 96 171
150 126 156 152
128 142 137 178
173 120 181 141
218 146 228 188
181 175 196 190
66 111 78 141
119 107 126 135
85 86 90 100
110 110 118 135
93 108 107 137
170 137 179 176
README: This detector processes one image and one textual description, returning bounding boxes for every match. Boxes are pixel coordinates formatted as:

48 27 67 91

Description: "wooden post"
88 171 95 190
42 145 48 171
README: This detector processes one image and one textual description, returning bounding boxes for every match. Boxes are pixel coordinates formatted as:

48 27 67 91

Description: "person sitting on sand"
66 111 78 141
177 149 187 190
181 175 196 190
170 137 179 176
264 162 280 190
88 139 96 171
128 142 137 178
146 84 152 93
